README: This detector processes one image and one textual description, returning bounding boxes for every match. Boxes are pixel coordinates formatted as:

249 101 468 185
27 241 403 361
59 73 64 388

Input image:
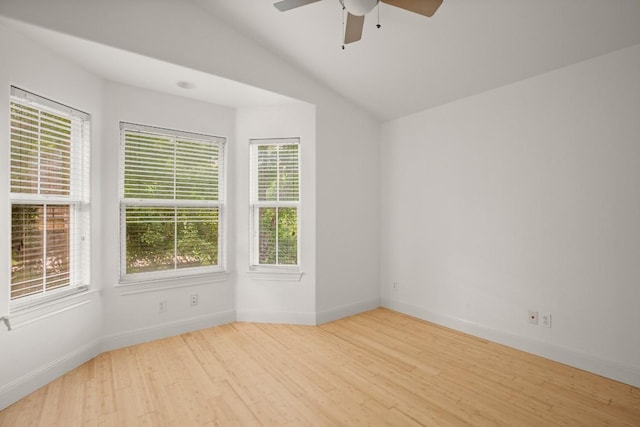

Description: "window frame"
249 138 301 271
8 86 91 311
119 122 227 283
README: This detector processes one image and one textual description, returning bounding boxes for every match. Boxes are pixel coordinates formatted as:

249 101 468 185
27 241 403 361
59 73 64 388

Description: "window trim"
8 86 91 311
249 138 301 272
118 122 227 283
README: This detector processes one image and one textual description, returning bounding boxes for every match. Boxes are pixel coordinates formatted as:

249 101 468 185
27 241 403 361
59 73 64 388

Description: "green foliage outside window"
125 207 219 274
122 129 223 275
254 143 299 266
10 100 75 299
258 207 297 265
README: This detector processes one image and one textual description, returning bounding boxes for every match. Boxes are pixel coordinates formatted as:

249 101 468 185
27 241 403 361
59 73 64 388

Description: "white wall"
0 0 383 327
315 102 381 323
0 23 104 408
381 44 640 387
99 81 237 350
234 104 317 324
234 102 381 326
0 0 382 409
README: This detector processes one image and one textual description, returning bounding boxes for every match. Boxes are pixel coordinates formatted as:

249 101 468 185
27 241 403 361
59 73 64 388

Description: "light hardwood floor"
1 308 639 426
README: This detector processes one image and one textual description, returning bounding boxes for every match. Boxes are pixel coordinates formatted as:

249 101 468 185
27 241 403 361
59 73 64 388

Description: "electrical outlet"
528 310 538 325
190 294 198 306
158 301 167 313
541 312 552 328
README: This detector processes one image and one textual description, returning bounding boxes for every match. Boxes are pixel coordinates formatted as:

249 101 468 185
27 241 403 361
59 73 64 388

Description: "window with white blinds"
9 86 91 308
120 122 226 280
250 139 300 268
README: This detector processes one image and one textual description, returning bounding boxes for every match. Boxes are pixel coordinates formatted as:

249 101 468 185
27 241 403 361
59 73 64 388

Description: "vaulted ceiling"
197 0 640 120
3 0 640 122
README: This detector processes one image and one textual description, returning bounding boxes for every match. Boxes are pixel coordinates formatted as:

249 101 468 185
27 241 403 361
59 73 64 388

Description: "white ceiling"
196 0 640 120
0 17 302 111
3 1 640 122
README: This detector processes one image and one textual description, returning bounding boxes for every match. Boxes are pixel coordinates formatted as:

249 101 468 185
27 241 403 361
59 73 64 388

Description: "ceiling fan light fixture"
274 0 443 45
342 0 379 16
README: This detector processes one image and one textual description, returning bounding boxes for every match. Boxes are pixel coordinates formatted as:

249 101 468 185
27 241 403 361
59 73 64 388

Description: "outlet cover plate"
541 312 552 328
158 301 167 313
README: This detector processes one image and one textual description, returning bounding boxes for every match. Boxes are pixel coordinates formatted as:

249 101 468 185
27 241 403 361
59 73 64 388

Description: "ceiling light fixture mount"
177 81 195 89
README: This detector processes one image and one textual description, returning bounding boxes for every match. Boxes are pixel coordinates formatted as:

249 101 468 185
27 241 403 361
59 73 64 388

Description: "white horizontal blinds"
11 205 71 299
120 123 225 277
176 138 221 201
123 132 174 199
123 128 223 201
11 205 45 299
256 145 277 201
256 143 299 202
9 87 90 304
251 139 300 266
277 144 299 202
10 103 71 195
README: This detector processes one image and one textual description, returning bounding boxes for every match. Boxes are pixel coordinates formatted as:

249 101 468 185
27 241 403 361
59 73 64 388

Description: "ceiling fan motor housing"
342 0 379 16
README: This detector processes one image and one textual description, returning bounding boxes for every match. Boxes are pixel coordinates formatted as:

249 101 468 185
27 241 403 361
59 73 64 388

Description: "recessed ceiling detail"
177 81 195 89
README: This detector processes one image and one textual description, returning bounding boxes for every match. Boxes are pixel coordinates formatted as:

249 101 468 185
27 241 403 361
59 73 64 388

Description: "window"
250 139 300 268
9 87 90 308
120 123 226 280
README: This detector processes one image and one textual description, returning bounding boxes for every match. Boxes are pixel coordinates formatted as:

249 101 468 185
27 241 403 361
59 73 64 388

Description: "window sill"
247 268 303 282
116 271 230 295
4 288 97 331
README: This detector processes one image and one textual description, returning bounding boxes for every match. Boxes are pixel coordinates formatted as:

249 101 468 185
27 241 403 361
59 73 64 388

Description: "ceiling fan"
274 0 443 45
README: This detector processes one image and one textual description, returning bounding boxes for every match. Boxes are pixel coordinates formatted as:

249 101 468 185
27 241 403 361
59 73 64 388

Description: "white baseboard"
101 310 236 352
316 298 381 325
382 298 640 388
235 310 316 325
0 338 101 411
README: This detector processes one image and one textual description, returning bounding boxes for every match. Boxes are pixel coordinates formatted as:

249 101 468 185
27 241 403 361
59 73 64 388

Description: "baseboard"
382 298 640 388
235 310 316 325
101 310 236 352
225 298 381 326
0 338 101 410
316 297 381 325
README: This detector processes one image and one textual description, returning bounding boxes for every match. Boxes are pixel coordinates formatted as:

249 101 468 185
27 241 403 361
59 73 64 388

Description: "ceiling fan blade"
381 0 443 17
274 0 322 12
344 13 365 44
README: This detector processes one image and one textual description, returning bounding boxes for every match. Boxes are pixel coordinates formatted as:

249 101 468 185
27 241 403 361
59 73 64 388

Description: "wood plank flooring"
1 308 639 426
